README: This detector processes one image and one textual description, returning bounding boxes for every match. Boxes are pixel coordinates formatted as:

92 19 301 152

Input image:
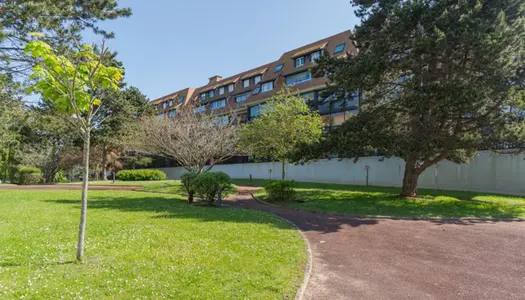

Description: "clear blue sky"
85 0 359 100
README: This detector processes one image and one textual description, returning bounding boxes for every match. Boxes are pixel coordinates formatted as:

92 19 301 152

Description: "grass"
231 179 525 219
0 190 306 299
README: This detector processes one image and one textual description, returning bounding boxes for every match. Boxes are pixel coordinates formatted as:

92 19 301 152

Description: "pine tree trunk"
77 131 90 261
400 158 420 197
281 161 286 181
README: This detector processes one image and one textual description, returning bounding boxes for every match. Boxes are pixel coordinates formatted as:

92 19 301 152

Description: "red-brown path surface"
226 192 525 300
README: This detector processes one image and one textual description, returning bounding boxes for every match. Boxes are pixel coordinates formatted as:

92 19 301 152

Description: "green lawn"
0 190 306 299
231 179 525 219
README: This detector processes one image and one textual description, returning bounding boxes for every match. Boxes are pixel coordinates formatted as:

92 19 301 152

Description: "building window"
162 102 167 109
295 56 305 68
215 115 229 126
194 105 206 113
275 64 284 72
261 81 274 92
200 93 206 101
235 93 249 103
254 75 262 84
211 99 226 110
168 100 173 107
286 71 312 86
310 51 321 63
253 87 261 95
249 104 266 120
219 87 225 95
243 79 250 88
334 43 345 54
228 84 234 92
168 110 176 119
209 90 215 98
178 96 184 103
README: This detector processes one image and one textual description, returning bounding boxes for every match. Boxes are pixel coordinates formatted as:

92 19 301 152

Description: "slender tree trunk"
2 148 10 183
400 157 420 197
102 147 108 181
281 161 286 181
77 130 90 261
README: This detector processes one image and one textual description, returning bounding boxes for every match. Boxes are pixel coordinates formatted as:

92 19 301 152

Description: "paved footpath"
226 192 525 300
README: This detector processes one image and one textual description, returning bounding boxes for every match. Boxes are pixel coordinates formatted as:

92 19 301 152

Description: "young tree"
136 107 241 174
312 0 525 197
239 91 324 180
25 40 123 260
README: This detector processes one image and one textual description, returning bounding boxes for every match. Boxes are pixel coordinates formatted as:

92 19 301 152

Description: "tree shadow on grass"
45 195 302 231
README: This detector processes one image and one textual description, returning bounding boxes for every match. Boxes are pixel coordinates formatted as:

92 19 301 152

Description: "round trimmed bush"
192 172 237 204
18 167 43 185
264 180 297 202
116 169 167 181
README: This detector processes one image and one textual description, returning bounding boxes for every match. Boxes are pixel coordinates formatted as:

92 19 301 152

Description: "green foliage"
312 0 525 196
264 180 297 202
116 169 166 181
239 90 324 179
193 172 237 204
0 0 131 76
53 170 68 183
25 40 124 115
181 172 199 203
18 167 42 185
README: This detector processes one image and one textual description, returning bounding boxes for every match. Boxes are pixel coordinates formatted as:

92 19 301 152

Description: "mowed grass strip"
0 190 306 299
231 179 525 219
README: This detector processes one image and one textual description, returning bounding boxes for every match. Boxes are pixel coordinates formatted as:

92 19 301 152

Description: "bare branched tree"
135 107 242 174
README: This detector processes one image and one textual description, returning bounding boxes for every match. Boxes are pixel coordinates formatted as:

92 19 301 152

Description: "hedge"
116 169 166 181
18 167 43 185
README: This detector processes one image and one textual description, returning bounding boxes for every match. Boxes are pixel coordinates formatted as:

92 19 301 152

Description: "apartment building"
151 30 359 127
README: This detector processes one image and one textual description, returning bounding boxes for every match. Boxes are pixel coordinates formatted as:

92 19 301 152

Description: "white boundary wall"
158 150 525 195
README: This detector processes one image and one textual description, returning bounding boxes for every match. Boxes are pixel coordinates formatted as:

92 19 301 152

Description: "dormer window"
275 64 284 72
295 56 305 68
178 96 184 103
168 100 173 107
228 84 234 92
162 102 167 109
243 79 250 88
254 75 262 84
200 93 206 101
209 90 215 98
261 81 273 92
219 87 225 95
253 87 261 95
334 43 345 54
310 51 321 63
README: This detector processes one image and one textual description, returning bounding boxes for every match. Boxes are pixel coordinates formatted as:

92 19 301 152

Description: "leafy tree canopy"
240 90 325 179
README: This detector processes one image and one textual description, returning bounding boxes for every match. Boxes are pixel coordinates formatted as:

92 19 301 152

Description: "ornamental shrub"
180 172 198 203
18 167 43 185
264 180 297 202
54 170 68 183
117 169 166 181
193 172 236 204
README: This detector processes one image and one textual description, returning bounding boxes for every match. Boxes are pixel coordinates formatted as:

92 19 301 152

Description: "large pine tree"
313 0 525 196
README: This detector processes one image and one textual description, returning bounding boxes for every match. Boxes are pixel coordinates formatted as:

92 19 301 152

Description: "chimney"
208 75 222 84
